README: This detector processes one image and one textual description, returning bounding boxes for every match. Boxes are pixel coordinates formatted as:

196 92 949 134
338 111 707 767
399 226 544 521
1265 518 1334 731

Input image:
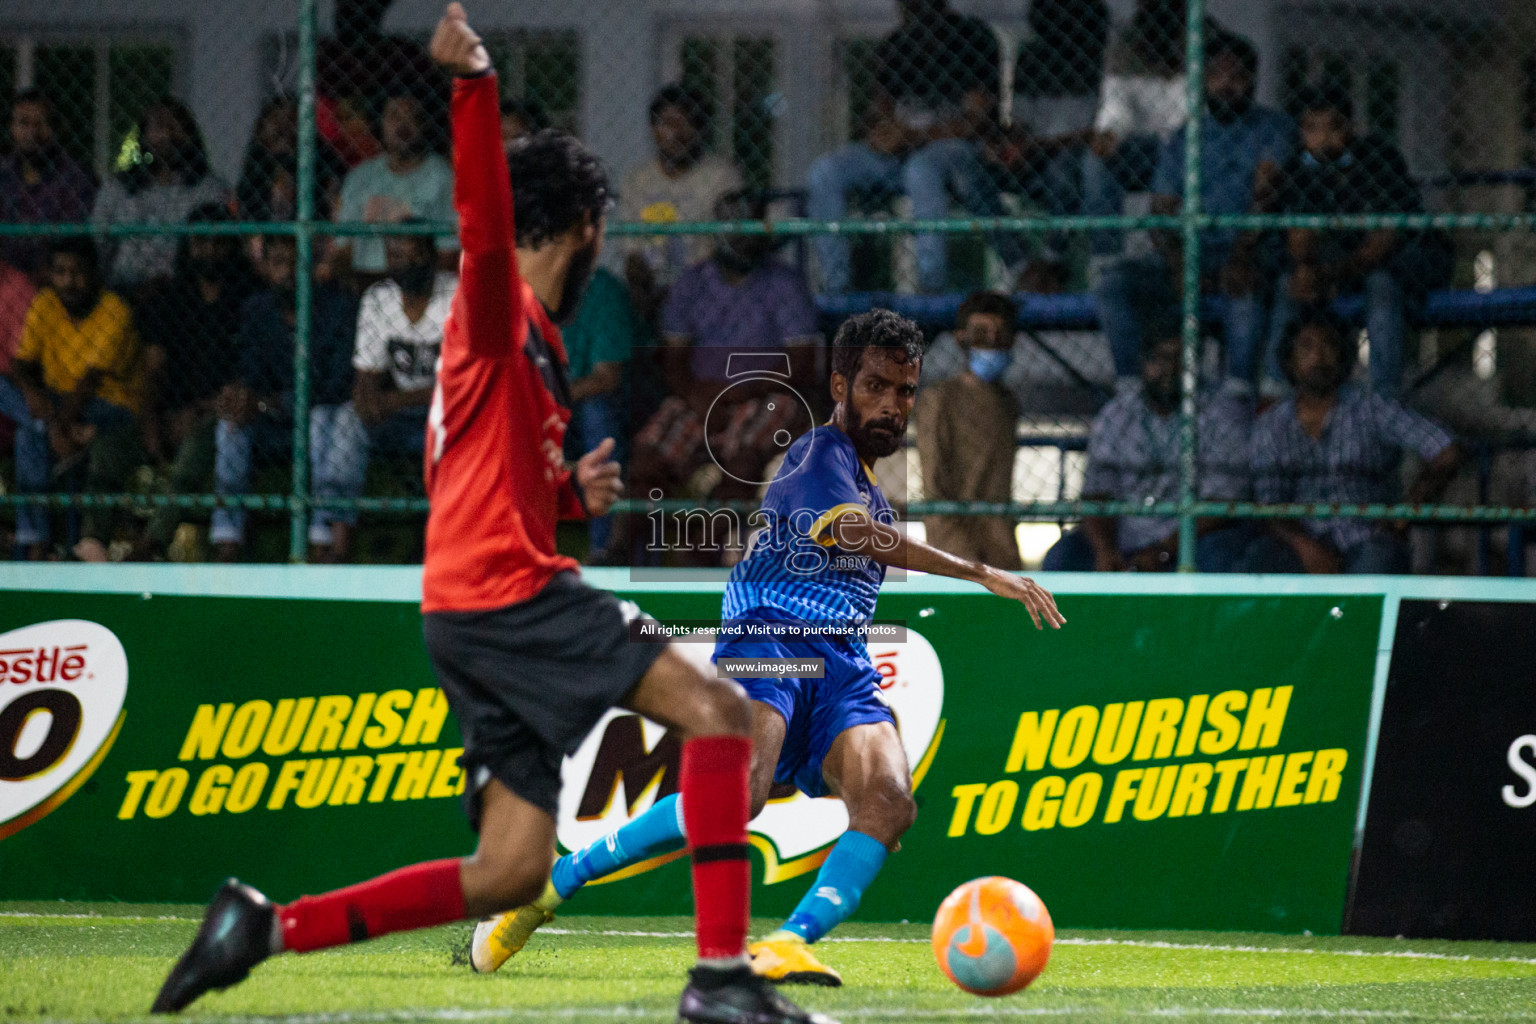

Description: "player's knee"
684 675 751 738
747 782 773 822
854 776 917 846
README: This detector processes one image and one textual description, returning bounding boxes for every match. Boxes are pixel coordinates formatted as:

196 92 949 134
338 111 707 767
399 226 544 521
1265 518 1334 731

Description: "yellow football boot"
469 881 561 973
748 933 844 987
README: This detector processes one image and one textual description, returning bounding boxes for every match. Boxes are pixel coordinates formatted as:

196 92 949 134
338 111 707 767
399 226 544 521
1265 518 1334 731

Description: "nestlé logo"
0 620 127 840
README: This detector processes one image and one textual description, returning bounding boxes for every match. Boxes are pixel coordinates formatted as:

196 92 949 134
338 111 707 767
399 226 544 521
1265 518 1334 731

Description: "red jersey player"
152 7 831 1023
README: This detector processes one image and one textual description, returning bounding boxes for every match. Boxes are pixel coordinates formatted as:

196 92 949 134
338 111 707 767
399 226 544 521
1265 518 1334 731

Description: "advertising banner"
0 580 1379 933
1348 599 1536 940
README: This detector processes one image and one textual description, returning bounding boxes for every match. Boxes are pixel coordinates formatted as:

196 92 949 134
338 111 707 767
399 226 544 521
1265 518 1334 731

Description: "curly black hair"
1276 307 1355 385
831 309 925 382
506 129 611 249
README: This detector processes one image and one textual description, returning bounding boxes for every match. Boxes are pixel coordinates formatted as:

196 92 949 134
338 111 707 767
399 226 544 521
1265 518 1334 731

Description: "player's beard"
552 239 598 324
846 408 906 461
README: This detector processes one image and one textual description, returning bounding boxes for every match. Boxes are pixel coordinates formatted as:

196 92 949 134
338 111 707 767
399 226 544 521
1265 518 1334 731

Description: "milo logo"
0 620 127 840
556 629 945 884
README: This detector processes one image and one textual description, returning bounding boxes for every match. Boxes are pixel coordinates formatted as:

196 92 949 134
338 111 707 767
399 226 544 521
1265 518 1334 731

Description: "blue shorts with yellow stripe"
712 619 894 799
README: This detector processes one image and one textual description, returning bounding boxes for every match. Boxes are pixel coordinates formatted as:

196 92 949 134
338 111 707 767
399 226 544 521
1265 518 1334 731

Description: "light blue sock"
550 793 687 900
781 830 889 944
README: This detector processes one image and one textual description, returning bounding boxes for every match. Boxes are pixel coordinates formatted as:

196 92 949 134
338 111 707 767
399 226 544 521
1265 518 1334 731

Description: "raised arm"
433 4 525 360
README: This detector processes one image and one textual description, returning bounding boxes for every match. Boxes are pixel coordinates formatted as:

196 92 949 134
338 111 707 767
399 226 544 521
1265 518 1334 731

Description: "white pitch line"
7 914 1536 967
11 1007 1536 1024
0 911 194 921
538 928 1536 967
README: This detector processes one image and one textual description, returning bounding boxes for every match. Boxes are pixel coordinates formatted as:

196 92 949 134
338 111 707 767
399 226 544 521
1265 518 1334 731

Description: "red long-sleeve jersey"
422 72 585 613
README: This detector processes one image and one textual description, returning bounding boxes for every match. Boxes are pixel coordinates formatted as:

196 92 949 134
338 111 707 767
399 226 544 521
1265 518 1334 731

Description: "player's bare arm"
830 514 1065 631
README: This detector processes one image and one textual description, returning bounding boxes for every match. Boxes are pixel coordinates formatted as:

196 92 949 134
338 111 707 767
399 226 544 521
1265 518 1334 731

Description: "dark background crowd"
0 0 1509 573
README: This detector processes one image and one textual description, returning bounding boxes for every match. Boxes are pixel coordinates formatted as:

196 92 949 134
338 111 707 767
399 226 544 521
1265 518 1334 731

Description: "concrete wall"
0 0 1519 190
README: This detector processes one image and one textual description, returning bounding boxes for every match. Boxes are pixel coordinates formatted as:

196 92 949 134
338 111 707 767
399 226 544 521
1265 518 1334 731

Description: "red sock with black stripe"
277 859 466 953
680 735 752 962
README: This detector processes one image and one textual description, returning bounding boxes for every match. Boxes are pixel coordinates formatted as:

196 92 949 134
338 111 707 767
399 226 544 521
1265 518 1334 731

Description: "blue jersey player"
471 310 1065 984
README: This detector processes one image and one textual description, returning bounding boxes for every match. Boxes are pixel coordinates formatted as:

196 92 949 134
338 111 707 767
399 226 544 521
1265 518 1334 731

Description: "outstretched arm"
829 513 1065 630
433 3 523 360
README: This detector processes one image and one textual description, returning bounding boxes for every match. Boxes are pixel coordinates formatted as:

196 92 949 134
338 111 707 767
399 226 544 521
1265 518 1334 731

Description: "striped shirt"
721 425 890 655
1082 386 1252 553
1251 386 1454 552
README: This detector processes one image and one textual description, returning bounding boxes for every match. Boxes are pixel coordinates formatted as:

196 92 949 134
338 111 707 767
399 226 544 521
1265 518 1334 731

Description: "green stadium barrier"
4 566 1534 932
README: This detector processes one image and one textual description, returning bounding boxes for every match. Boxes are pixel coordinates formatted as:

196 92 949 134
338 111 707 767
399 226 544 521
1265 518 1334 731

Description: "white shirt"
352 271 457 393
1094 74 1188 141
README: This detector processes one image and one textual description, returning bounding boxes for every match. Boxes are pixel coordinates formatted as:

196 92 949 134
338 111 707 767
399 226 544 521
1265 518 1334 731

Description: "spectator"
916 292 1022 569
330 88 457 280
0 258 36 376
91 97 230 295
1243 311 1461 574
347 230 455 560
631 192 821 526
210 234 359 561
1264 88 1451 398
0 256 37 475
1043 316 1254 572
134 204 258 557
561 266 645 560
2 238 143 561
987 0 1110 271
236 95 349 224
1082 0 1193 257
808 0 1024 294
501 97 549 152
1094 33 1293 392
613 85 743 321
0 88 97 280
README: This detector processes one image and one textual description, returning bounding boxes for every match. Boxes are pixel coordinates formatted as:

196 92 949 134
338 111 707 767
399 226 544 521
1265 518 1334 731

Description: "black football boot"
678 963 840 1024
151 879 275 1013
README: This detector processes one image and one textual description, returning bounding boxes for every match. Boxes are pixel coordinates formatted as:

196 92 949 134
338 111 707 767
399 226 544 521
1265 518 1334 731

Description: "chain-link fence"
2 0 1535 573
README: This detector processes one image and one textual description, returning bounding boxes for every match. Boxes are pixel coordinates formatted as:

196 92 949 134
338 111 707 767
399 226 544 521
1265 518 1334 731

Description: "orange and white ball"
931 876 1054 996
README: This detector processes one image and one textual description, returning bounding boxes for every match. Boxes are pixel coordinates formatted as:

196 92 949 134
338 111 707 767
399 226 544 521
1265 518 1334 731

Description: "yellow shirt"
15 288 142 412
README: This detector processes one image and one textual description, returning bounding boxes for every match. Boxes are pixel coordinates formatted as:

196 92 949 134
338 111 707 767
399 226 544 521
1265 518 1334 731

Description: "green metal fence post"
291 0 319 562
1177 0 1207 572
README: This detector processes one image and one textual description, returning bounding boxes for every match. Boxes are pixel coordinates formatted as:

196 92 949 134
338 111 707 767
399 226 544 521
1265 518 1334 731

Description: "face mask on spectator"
391 260 435 295
967 348 1011 383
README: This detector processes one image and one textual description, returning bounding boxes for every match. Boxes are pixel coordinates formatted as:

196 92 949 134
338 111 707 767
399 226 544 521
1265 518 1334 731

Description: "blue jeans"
210 403 365 546
323 406 427 541
1094 254 1264 385
1238 532 1409 575
1267 268 1406 397
1082 135 1162 257
569 393 623 553
1003 147 1083 264
1043 524 1252 573
1 377 138 548
808 139 1026 293
0 376 47 547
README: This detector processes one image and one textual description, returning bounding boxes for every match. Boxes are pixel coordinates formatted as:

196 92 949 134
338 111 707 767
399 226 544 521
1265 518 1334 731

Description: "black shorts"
423 571 664 825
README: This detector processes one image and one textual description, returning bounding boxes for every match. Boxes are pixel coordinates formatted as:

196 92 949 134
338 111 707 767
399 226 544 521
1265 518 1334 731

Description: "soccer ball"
931 876 1054 996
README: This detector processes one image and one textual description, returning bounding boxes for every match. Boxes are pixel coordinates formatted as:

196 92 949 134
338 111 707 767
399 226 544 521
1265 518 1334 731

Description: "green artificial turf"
4 904 1536 1023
